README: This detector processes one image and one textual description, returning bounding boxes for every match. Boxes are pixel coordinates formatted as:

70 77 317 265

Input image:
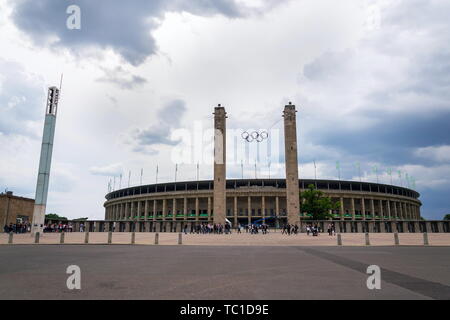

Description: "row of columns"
337 197 420 220
106 196 420 222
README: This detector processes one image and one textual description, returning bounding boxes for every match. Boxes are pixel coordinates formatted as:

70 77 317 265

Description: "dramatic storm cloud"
10 0 276 66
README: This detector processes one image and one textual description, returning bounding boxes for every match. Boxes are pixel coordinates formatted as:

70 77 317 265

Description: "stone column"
361 198 366 220
283 102 300 225
234 196 238 227
195 197 199 220
162 199 167 219
398 201 405 219
173 198 177 221
340 197 344 220
393 201 398 220
137 201 141 220
370 199 375 220
387 200 391 220
183 197 188 217
379 199 384 220
153 200 157 221
262 196 266 223
248 196 251 225
144 200 148 221
350 198 355 220
213 105 227 224
275 196 280 217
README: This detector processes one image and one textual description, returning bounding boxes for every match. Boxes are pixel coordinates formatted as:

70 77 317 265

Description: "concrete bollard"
423 232 429 246
337 233 342 246
84 231 89 244
131 231 135 244
365 232 370 246
394 232 399 245
34 232 40 244
178 232 182 245
8 232 13 244
154 232 159 245
108 231 112 244
60 231 65 244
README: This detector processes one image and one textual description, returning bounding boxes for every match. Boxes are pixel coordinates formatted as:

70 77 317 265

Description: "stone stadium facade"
99 178 442 234
91 103 448 234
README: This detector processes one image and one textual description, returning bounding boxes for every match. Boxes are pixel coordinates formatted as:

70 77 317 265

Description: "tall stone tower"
283 102 300 225
213 105 227 224
31 87 60 235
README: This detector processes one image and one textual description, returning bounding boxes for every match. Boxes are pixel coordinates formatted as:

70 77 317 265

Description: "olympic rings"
241 130 269 143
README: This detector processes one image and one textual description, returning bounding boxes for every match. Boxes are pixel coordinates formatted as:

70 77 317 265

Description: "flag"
336 161 340 169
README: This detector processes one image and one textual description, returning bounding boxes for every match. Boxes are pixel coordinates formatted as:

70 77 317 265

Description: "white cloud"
89 163 124 176
415 145 450 163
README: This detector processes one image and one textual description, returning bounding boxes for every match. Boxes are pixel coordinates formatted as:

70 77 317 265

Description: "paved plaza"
0 245 450 299
1 231 450 246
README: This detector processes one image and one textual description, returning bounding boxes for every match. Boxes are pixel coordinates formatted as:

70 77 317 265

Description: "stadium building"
93 103 449 234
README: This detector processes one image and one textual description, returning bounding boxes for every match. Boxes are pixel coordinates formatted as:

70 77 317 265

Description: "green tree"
300 184 340 220
444 214 450 221
45 213 67 221
72 217 88 221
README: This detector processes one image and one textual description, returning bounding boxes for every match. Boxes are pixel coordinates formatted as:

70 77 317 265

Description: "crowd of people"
241 224 269 234
3 222 30 234
4 221 336 237
43 223 74 233
185 223 232 234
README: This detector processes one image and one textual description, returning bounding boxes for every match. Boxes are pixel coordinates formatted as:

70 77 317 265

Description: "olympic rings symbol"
241 130 269 143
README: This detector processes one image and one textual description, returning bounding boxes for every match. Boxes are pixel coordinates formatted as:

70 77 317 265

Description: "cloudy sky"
0 0 449 220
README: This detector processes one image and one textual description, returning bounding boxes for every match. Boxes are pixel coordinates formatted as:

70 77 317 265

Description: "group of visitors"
326 223 336 236
243 224 269 234
281 224 300 235
187 223 232 234
3 222 30 234
43 223 74 233
305 224 320 236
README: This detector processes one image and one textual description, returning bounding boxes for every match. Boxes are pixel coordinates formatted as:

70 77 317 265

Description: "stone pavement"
1 245 450 299
1 232 450 246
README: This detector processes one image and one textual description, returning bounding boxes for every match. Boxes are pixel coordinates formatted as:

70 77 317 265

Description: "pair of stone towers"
213 103 300 225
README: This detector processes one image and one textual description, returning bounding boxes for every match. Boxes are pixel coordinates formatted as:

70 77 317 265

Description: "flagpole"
196 162 199 181
314 160 317 181
156 165 159 184
119 174 122 189
175 164 178 182
241 160 243 179
336 161 341 180
140 168 143 186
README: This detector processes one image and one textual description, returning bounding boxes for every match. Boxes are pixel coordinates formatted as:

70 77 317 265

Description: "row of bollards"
5 231 431 246
335 232 430 246
5 231 179 245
